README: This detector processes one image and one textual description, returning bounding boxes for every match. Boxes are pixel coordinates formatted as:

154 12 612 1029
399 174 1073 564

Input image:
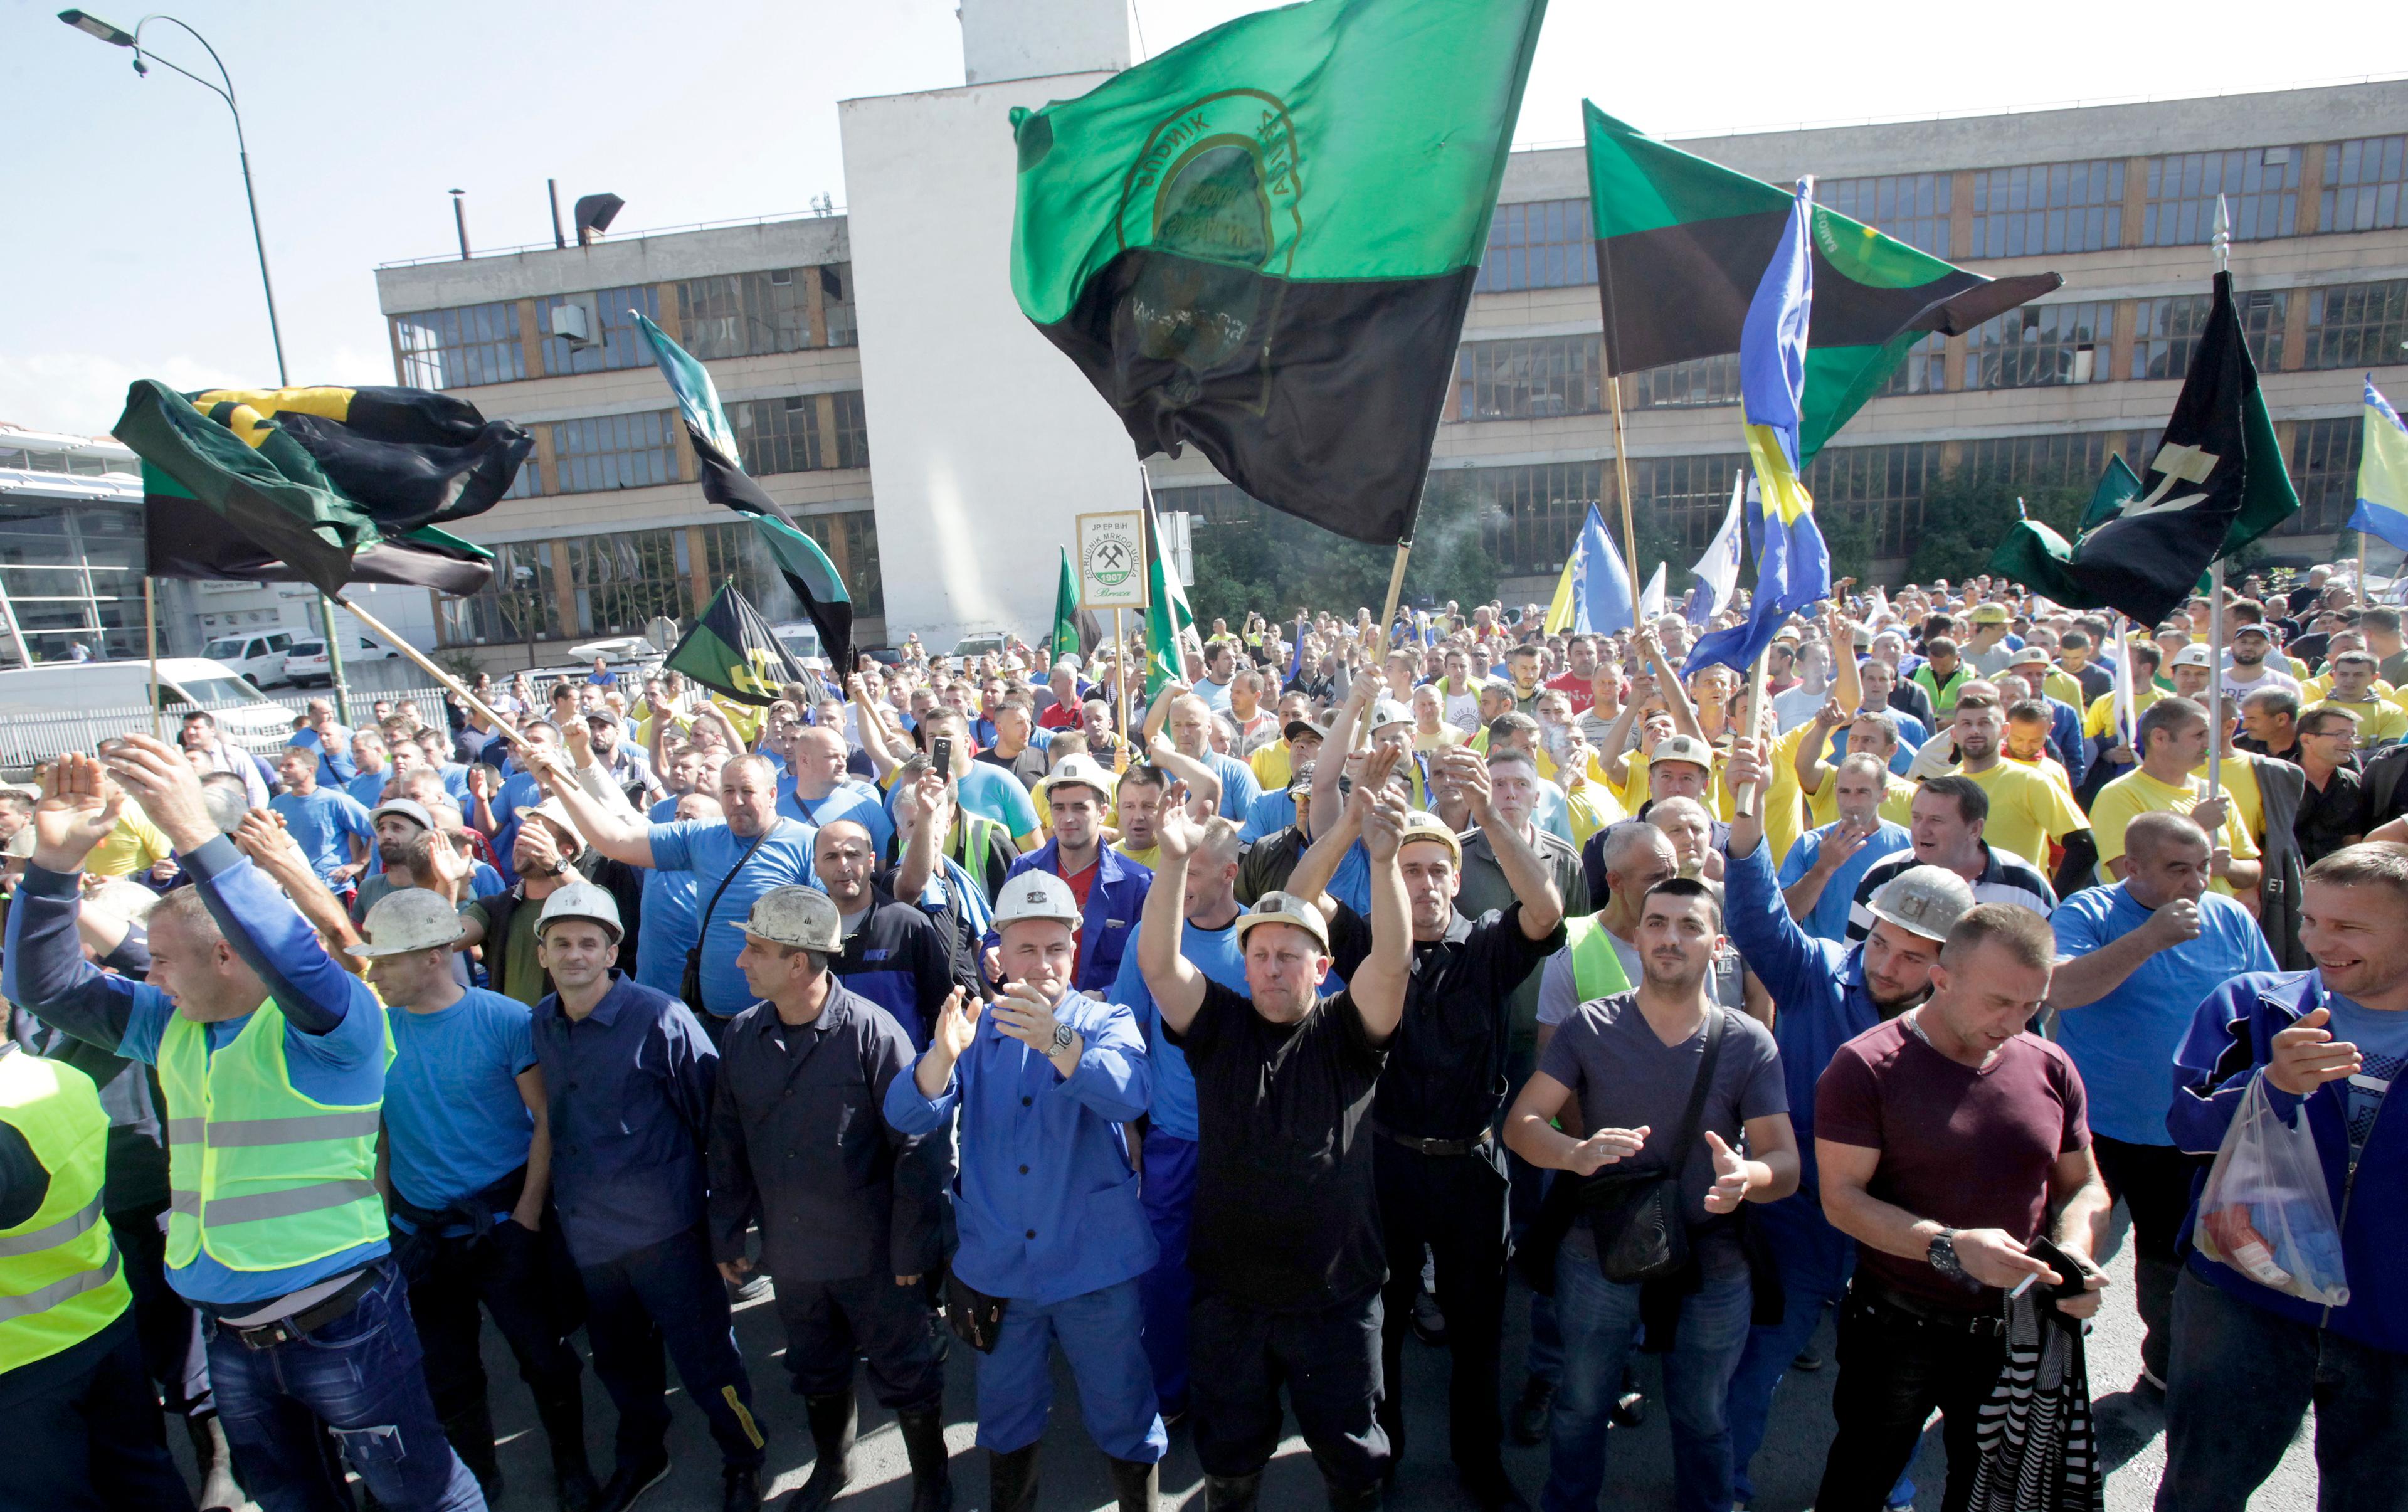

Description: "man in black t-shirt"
1141 762 1414 1512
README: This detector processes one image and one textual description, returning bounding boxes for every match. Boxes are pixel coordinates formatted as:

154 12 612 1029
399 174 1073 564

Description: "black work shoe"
1612 1387 1647 1429
786 1392 857 1511
1508 1375 1554 1446
722 1463 762 1512
1410 1287 1448 1346
556 1467 604 1512
1792 1349 1825 1372
1205 1471 1264 1510
1459 1461 1531 1511
989 1444 1041 1512
590 1457 672 1512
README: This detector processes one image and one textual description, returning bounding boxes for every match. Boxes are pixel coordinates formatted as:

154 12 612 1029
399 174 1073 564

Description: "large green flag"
667 580 811 706
1052 547 1081 661
1584 105 2063 463
1144 500 1196 696
1011 0 1546 547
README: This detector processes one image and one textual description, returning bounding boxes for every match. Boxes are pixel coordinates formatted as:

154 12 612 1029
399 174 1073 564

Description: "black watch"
1926 1228 1969 1285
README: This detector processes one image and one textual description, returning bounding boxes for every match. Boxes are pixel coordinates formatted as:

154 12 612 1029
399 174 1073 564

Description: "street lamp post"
61 9 351 724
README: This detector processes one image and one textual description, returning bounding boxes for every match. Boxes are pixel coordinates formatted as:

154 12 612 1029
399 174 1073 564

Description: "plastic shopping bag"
2191 1073 2351 1307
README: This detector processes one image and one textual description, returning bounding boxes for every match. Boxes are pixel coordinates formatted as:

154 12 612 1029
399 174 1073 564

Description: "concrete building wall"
839 71 1140 650
959 0 1130 85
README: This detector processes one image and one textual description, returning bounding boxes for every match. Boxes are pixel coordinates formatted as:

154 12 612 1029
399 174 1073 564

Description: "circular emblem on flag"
1114 92 1302 408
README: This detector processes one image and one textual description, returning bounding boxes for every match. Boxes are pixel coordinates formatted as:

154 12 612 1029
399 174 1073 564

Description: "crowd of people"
0 563 2400 1512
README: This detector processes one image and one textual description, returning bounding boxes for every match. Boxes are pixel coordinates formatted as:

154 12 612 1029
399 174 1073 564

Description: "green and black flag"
114 381 524 596
667 580 811 706
1011 0 1546 547
1585 105 2063 462
1990 272 2298 625
637 314 853 669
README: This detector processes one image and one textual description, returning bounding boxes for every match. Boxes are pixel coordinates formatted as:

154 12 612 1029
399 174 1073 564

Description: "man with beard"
349 798 444 923
1713 736 1978 1512
813 819 961 1050
2219 620 2301 706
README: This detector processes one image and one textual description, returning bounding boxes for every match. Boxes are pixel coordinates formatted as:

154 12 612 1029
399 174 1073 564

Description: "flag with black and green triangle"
1011 0 1546 549
667 580 811 706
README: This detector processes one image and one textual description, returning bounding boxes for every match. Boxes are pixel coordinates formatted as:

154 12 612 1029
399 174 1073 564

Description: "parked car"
198 630 297 687
282 634 400 688
770 621 825 671
0 658 300 777
950 632 1011 661
856 645 906 669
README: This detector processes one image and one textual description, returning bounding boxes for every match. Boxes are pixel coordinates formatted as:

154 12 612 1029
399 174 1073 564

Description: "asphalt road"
172 1205 2316 1511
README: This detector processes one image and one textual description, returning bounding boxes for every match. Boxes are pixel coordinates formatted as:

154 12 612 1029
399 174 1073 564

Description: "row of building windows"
1164 415 2358 579
0 446 135 478
1447 278 2404 423
435 512 884 648
1477 134 2408 290
391 262 858 389
493 393 871 498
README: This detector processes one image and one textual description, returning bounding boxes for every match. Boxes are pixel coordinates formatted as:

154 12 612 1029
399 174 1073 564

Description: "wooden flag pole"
1605 373 1647 620
1375 539 1413 659
2206 561 2226 845
1733 650 1772 819
144 578 161 739
1113 606 1130 772
331 593 527 749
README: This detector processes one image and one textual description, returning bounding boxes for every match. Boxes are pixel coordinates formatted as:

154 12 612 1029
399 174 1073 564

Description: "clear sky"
3 0 2395 437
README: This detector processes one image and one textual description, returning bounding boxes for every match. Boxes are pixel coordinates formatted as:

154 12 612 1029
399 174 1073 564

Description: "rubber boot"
1205 1471 1265 1510
534 1381 603 1512
895 1408 954 1512
186 1412 244 1512
1106 1455 1159 1512
785 1392 857 1511
1326 1478 1385 1511
442 1398 505 1504
988 1443 1041 1512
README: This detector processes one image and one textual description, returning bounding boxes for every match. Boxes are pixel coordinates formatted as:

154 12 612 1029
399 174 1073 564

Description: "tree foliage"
1187 472 1499 623
1905 471 2088 585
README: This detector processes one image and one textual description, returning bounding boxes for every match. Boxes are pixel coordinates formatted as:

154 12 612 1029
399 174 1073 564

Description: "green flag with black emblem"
1010 0 1546 548
666 580 811 706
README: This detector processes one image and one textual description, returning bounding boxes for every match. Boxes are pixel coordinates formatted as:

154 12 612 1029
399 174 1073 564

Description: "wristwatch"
1048 1022 1076 1056
1927 1228 1970 1285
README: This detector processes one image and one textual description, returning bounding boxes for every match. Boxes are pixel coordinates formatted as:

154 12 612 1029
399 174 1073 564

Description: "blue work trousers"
206 1259 486 1512
2158 1267 2408 1512
1138 1126 1199 1414
579 1224 764 1474
1545 1235 1753 1512
974 1277 1166 1461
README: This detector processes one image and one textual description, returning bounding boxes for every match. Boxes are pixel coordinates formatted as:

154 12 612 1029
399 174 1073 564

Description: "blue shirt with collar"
287 724 357 785
882 988 1154 1303
344 767 393 810
1823 715 1927 775
2051 881 2275 1145
531 972 719 1266
487 769 546 884
997 840 1153 995
647 818 820 1019
1106 917 1244 1142
1778 818 1913 944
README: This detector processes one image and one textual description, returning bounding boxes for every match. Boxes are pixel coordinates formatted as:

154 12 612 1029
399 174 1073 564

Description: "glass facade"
550 411 678 494
0 499 146 663
2145 148 2301 245
677 269 812 359
1968 160 2125 258
1476 199 1597 293
1823 174 1952 257
1474 462 1606 574
2323 136 2408 235
439 541 561 647
2130 290 2286 379
1625 353 1741 411
1454 336 1603 421
1882 332 1949 397
727 395 825 475
1965 301 2114 389
565 528 690 636
393 301 525 389
537 285 660 374
1807 443 1940 559
2287 416 2362 536
2304 280 2408 371
699 511 884 623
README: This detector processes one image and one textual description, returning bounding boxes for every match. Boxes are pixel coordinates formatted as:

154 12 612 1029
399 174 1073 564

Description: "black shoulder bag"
681 821 781 1016
1578 1006 1727 1285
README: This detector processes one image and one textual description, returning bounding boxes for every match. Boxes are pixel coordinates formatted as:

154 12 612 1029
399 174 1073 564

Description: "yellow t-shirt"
1416 725 1467 756
2084 687 2165 742
2042 668 2087 710
1250 742 1293 793
2318 697 2408 745
1758 723 1813 876
2197 753 2268 852
2091 767 2261 896
1114 841 1161 869
1565 783 1628 851
85 810 172 880
2005 751 2076 796
1952 761 2089 869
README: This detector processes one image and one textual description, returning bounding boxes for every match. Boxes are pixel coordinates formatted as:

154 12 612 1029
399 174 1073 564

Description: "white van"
0 658 298 772
198 630 297 687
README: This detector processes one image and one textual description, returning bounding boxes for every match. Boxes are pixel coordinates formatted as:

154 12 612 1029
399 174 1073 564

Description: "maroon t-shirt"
1815 1017 2089 1312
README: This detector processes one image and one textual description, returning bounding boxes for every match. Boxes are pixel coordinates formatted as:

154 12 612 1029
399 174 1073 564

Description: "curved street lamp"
59 9 289 384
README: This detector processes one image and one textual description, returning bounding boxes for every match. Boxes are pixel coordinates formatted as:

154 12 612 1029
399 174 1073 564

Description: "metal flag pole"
1112 606 1130 772
144 577 160 738
2206 194 2231 831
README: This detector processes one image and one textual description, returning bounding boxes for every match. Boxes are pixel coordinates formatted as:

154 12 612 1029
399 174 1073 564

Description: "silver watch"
1048 1022 1075 1055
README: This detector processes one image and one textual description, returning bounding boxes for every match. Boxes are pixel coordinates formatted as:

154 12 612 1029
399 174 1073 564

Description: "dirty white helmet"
536 880 621 941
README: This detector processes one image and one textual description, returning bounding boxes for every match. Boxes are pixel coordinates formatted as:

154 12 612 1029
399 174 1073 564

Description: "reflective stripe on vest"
1565 916 1632 1003
159 1003 390 1274
0 1052 129 1372
954 814 1003 895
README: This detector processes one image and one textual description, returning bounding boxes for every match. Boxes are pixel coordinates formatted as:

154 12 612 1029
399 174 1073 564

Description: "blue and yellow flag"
1543 505 1635 635
1685 181 1831 677
2352 376 2408 555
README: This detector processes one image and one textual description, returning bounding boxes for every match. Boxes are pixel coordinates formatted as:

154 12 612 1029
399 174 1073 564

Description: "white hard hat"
350 888 468 958
1865 865 1977 943
536 880 622 941
729 884 841 953
994 870 1082 929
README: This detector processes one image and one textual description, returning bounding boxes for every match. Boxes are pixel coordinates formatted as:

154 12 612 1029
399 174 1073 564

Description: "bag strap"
1666 1007 1728 1181
697 820 781 939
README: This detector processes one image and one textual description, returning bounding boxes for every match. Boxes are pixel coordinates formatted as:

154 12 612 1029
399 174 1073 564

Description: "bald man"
779 724 895 855
814 818 968 1050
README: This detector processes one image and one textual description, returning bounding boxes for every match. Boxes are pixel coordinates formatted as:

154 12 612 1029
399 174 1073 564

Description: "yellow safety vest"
0 1050 129 1373
158 1003 391 1273
1565 915 1632 1004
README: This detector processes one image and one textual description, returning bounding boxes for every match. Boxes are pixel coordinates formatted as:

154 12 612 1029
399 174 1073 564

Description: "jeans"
1376 1140 1510 1474
2158 1266 2408 1512
973 1277 1165 1461
773 1271 943 1412
579 1224 764 1473
206 1258 487 1512
1137 1126 1199 1413
1190 1286 1390 1494
2092 1134 2200 1383
1545 1234 1755 1512
5 1316 195 1512
1812 1282 2004 1512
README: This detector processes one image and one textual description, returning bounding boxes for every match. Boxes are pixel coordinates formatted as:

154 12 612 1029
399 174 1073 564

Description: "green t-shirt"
467 896 548 1008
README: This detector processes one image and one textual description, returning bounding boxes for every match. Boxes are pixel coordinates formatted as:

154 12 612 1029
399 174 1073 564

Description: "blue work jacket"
996 841 1152 994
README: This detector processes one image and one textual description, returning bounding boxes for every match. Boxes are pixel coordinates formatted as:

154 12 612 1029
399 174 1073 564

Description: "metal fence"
0 673 460 780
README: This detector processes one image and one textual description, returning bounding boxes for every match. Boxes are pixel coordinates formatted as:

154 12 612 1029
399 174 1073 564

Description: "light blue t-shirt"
268 788 375 885
1195 676 1235 713
778 776 896 855
1107 919 1246 1143
345 768 392 810
1241 787 1297 842
895 763 1038 842
647 818 821 1018
2051 884 2278 1145
2323 993 2408 1155
1203 752 1263 822
384 988 536 1222
635 866 701 997
1779 820 1913 943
